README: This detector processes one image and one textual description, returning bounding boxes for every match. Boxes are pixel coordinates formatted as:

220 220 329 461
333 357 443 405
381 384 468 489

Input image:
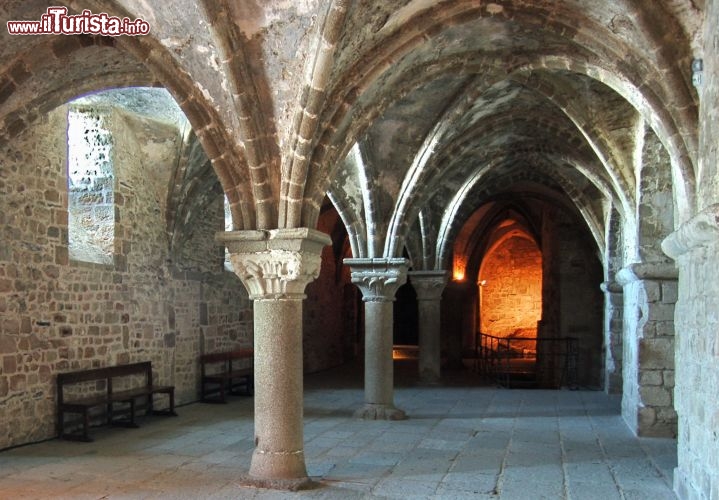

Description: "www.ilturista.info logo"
7 6 150 36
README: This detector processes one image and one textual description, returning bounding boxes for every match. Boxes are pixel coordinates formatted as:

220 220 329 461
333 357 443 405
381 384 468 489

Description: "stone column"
442 280 476 369
600 281 624 394
344 258 409 420
662 204 719 499
616 262 677 437
409 271 449 384
217 228 330 489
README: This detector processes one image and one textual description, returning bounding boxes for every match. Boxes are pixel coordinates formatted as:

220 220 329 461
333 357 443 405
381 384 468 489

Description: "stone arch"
509 60 696 224
1 39 251 230
460 201 543 283
434 157 610 271
299 0 696 231
2 0 268 231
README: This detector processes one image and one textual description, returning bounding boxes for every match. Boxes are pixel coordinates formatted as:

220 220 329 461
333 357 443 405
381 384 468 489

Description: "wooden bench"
200 349 253 403
56 361 176 442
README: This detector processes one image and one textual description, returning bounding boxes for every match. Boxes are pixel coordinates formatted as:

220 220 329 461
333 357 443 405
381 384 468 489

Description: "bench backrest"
57 362 154 402
200 349 253 363
200 349 253 375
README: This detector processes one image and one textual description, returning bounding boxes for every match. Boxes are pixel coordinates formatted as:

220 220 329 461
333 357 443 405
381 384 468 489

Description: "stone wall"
669 0 719 497
0 106 250 450
670 239 719 500
557 218 604 389
602 282 624 394
617 265 677 438
303 244 349 373
479 236 542 338
603 208 624 394
541 207 604 389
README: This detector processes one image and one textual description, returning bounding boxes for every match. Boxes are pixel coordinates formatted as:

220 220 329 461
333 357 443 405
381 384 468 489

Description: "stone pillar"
662 204 719 500
409 271 449 384
441 280 475 369
600 281 624 394
217 228 330 489
344 258 409 420
616 262 677 437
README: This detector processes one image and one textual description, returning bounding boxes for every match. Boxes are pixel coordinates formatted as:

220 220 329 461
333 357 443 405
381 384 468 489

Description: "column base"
355 403 407 420
248 449 309 486
237 474 316 491
419 370 441 385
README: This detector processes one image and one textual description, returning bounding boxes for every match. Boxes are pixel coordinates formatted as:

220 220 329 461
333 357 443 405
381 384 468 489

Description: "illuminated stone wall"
479 236 542 339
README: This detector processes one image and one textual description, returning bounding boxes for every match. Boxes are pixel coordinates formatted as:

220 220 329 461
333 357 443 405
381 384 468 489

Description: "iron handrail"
476 331 578 388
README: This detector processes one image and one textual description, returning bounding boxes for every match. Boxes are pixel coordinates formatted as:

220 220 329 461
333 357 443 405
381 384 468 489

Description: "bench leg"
109 400 139 429
150 391 178 416
57 408 93 442
82 410 90 442
200 380 227 404
229 376 253 397
130 398 136 426
58 410 64 439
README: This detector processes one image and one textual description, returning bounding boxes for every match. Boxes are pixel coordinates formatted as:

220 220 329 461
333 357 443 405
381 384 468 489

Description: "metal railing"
476 332 578 388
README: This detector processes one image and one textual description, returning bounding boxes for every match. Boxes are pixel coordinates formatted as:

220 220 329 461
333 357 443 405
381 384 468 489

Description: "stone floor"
0 362 677 499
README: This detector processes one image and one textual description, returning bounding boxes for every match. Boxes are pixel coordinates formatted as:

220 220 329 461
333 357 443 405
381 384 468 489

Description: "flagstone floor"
0 362 677 499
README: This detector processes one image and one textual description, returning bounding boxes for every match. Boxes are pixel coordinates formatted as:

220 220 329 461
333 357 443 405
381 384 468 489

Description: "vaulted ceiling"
0 0 702 270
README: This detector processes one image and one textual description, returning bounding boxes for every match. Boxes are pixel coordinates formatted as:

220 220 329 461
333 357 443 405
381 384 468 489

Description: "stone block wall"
602 282 624 394
557 220 604 389
663 0 719 500
303 209 356 374
479 236 542 338
672 241 719 500
617 266 677 438
670 0 719 497
541 208 604 389
0 106 251 450
304 244 348 373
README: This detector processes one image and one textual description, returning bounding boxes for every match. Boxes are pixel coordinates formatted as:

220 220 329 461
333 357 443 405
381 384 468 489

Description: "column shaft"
410 271 448 384
345 257 408 420
418 299 441 382
217 228 330 490
251 298 305 479
364 299 394 406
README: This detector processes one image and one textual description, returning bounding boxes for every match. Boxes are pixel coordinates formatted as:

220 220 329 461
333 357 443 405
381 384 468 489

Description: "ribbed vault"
0 0 698 244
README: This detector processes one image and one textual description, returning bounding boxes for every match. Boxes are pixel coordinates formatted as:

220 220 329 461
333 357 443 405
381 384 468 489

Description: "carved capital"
600 281 623 294
217 228 331 300
615 262 678 287
409 271 449 301
662 203 719 259
344 258 409 302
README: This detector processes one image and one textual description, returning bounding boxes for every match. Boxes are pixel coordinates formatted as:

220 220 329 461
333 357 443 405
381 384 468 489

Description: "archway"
479 233 542 357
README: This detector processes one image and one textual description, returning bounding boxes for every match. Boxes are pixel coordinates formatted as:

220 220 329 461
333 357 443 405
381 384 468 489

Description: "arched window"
223 195 233 271
67 107 115 265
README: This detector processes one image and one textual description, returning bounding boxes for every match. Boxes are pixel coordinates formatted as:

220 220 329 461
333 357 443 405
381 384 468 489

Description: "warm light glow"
392 345 418 360
479 235 542 345
453 255 467 281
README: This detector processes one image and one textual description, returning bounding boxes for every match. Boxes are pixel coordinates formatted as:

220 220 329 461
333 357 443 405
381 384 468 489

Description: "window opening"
67 108 115 265
224 195 233 272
